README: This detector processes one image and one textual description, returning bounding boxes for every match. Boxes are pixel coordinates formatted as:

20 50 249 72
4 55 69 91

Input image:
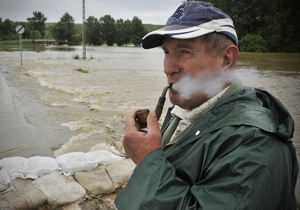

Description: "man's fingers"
146 110 161 134
124 109 160 135
125 109 142 133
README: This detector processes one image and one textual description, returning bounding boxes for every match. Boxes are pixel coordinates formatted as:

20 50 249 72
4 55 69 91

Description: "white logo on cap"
172 5 186 21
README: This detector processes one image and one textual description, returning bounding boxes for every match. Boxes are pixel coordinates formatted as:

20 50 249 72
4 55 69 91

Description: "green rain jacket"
115 84 299 210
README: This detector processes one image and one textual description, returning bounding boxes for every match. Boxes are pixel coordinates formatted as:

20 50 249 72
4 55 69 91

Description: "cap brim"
142 25 214 49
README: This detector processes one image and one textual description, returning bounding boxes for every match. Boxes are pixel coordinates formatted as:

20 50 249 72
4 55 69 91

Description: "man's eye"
164 50 169 55
180 50 190 55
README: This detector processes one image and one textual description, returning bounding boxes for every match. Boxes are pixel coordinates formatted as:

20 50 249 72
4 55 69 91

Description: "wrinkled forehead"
162 36 207 50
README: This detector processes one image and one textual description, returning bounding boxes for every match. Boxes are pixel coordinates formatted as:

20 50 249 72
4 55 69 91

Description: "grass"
106 127 116 134
0 41 43 51
75 68 89 73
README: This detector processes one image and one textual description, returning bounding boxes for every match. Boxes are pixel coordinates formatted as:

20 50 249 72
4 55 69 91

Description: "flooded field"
0 46 300 197
0 46 169 157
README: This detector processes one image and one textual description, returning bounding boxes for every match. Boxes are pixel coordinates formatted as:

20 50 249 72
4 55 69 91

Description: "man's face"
162 37 224 110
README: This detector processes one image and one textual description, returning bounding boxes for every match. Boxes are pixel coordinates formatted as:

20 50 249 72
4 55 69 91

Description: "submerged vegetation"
75 68 89 73
72 53 80 60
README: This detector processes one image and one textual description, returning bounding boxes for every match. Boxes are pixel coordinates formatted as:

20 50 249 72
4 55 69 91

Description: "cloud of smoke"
172 70 237 100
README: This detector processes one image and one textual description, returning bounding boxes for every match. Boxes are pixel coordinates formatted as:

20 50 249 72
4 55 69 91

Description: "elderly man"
115 2 298 209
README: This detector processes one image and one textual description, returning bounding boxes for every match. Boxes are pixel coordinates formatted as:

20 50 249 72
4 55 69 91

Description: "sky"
0 0 184 25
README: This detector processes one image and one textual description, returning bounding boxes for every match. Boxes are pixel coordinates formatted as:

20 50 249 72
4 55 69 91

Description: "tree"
131 16 146 46
0 19 32 40
50 21 68 44
86 16 103 45
27 11 47 44
50 13 78 45
123 19 132 45
0 18 14 39
20 22 32 39
0 18 3 38
115 19 133 46
115 19 125 46
60 12 75 45
100 15 116 46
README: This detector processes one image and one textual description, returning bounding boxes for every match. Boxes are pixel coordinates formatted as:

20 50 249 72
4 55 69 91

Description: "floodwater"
0 46 300 197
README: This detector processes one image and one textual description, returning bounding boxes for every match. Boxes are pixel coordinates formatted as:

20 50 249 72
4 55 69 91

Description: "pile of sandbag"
0 150 124 192
0 143 136 209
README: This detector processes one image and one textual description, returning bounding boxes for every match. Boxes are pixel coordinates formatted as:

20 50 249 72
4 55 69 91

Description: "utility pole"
82 0 86 59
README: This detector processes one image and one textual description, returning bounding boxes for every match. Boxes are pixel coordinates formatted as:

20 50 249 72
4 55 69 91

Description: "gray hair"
200 32 235 57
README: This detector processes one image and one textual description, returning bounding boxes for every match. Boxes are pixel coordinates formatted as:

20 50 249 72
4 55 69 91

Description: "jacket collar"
162 81 246 155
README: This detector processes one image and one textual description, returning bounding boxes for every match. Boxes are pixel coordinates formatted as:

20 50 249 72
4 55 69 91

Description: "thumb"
146 110 161 134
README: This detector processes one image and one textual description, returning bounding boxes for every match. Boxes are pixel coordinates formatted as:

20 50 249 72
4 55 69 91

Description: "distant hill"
144 24 164 33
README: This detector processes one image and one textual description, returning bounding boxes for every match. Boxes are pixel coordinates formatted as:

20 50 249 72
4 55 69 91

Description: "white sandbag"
89 142 124 156
106 159 136 189
56 150 124 175
22 156 60 179
0 157 27 179
0 170 11 192
88 150 125 165
0 156 60 180
32 173 86 207
0 178 47 209
56 152 97 175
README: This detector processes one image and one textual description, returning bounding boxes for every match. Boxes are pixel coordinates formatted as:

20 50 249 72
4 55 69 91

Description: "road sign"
15 25 25 34
15 25 25 66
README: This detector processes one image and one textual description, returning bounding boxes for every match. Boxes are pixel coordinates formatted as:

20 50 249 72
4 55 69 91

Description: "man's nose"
164 55 181 76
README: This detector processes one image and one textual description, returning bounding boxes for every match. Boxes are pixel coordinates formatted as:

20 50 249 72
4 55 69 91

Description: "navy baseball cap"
142 1 238 49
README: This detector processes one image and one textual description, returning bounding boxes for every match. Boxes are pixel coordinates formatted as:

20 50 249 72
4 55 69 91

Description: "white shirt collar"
171 86 229 122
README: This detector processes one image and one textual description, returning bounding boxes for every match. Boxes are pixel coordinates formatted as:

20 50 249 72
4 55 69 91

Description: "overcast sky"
0 0 184 25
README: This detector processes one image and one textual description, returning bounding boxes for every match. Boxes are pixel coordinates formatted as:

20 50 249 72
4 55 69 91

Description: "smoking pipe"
136 84 172 129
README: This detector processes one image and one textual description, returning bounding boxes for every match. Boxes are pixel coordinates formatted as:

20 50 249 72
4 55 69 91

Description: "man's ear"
222 45 239 68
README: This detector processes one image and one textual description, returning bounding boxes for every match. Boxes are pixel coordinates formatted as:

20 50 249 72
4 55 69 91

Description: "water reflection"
237 52 300 72
44 45 77 51
26 45 78 52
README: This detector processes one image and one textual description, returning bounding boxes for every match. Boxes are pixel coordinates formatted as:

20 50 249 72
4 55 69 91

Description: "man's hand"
122 110 162 165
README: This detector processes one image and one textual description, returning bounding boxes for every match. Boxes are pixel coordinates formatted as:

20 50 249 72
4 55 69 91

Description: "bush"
239 34 268 52
72 54 80 59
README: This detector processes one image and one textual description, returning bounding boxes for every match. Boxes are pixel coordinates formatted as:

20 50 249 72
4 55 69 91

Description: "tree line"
1 0 300 52
0 12 148 47
185 0 300 52
85 15 146 46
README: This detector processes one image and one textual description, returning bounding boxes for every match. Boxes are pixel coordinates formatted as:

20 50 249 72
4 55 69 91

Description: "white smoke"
172 70 237 100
